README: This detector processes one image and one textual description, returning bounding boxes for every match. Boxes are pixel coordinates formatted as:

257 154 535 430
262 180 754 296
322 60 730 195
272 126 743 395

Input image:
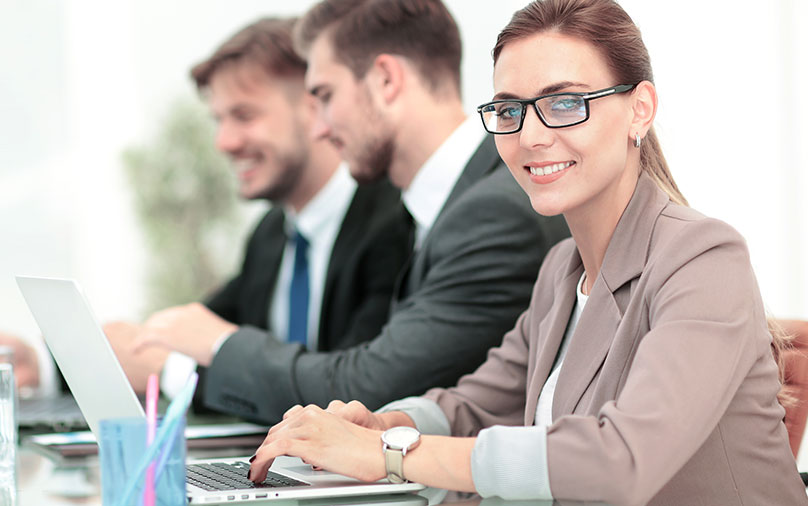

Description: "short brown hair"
191 17 306 90
295 0 462 94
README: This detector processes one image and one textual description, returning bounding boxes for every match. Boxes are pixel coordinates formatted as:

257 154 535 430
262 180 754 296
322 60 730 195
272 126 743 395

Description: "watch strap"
384 447 406 483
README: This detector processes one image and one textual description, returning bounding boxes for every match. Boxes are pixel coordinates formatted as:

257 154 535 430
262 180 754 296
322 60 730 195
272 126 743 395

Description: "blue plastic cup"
98 415 186 506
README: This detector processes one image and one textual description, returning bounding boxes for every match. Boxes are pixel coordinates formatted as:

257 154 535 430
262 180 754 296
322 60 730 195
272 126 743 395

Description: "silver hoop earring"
634 133 642 148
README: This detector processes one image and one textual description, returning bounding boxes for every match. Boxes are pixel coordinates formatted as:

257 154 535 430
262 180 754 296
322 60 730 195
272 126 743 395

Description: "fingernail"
249 454 256 463
247 469 252 481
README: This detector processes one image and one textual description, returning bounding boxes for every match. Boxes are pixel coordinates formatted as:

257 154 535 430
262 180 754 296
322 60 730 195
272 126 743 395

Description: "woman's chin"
529 197 566 218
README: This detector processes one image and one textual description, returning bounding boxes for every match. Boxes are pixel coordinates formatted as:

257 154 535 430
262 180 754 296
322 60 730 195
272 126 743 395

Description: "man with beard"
133 0 568 424
103 17 411 403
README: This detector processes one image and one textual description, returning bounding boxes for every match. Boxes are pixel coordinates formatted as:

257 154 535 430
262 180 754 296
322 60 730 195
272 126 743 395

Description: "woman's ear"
629 80 657 139
366 53 405 105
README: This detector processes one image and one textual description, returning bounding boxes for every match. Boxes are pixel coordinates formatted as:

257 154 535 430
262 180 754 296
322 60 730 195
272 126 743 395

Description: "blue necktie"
288 230 310 347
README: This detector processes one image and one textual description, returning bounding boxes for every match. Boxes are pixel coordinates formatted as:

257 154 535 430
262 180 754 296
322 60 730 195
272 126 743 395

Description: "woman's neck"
566 173 639 295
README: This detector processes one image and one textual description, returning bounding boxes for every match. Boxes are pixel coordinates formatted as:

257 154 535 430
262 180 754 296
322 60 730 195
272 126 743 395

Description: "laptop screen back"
16 276 144 435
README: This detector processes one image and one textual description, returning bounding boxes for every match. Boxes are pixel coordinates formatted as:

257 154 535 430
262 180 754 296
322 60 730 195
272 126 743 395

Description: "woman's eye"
497 105 521 119
551 97 580 111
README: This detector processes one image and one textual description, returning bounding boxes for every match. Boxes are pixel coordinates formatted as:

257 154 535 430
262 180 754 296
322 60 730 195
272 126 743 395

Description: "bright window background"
1 0 806 373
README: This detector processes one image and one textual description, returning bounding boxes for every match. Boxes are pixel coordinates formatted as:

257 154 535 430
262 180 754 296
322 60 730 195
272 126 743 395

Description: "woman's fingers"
325 399 346 413
283 404 305 419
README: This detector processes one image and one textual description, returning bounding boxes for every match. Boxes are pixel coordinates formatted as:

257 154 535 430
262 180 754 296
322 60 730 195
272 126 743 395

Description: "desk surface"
10 445 613 506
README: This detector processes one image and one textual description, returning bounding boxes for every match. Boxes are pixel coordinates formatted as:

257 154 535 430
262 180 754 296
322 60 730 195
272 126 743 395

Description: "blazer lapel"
254 209 287 329
524 254 583 425
319 186 364 347
549 174 672 419
399 136 502 300
390 204 416 306
551 277 623 418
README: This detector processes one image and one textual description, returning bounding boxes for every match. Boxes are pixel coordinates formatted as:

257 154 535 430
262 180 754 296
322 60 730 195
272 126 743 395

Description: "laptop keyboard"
186 462 309 491
18 395 87 430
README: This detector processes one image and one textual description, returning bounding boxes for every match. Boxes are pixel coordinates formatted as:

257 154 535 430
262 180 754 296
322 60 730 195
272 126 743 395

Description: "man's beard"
256 150 308 203
351 133 394 185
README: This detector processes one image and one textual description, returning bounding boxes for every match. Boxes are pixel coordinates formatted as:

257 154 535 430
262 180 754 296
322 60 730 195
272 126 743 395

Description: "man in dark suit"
136 0 568 424
107 17 411 399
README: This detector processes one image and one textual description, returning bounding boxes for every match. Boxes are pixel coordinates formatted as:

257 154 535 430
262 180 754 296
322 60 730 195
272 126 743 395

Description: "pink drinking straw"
144 373 159 506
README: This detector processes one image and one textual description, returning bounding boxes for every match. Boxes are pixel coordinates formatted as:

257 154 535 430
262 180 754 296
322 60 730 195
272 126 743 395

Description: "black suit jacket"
197 179 412 413
204 136 570 423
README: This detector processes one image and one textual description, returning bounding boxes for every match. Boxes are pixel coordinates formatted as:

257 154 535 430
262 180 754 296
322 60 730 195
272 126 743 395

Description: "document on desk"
24 422 267 458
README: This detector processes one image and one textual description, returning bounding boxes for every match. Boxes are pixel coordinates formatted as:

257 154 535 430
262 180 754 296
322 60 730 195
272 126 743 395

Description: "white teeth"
234 158 259 174
528 161 574 176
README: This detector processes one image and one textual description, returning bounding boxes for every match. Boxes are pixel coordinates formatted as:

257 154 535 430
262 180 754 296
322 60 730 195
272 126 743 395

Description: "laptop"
16 276 426 504
18 394 87 431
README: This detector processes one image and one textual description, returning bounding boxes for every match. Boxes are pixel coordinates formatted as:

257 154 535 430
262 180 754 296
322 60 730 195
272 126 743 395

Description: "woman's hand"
322 399 389 430
249 404 386 484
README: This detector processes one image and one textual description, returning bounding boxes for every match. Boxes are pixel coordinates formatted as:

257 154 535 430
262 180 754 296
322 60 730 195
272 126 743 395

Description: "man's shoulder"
250 207 284 237
432 161 569 249
337 179 409 249
446 162 533 219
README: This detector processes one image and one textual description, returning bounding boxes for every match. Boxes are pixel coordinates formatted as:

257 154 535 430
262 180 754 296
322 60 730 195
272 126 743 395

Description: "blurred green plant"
123 97 242 316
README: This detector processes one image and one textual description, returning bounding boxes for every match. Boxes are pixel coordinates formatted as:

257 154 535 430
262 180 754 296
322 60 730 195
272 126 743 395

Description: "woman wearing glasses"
248 0 806 503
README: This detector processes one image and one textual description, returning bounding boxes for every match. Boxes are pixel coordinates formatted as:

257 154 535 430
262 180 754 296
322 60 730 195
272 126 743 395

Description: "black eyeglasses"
476 84 636 134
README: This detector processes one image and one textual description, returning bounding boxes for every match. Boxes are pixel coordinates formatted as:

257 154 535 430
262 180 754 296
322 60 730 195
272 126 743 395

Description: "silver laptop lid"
16 276 144 435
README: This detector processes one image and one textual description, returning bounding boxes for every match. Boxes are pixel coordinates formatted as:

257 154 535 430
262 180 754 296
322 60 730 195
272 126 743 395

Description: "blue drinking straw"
116 372 198 506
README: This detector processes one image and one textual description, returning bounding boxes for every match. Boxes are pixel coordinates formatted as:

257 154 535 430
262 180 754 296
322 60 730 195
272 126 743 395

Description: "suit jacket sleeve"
203 166 568 424
420 242 571 436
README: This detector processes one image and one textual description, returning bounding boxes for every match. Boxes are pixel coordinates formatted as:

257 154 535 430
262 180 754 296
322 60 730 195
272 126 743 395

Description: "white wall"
1 0 806 344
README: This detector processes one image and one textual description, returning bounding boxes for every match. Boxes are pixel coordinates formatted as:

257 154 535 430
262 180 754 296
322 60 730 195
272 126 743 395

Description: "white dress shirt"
402 116 485 250
269 163 356 350
161 163 356 398
534 273 587 426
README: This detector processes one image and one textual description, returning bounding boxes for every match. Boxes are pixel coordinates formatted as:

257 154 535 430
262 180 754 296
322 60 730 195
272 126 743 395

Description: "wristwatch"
381 426 421 483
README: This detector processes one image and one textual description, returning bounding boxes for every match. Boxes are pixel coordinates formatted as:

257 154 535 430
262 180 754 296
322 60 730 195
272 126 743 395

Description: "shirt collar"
284 162 357 241
402 116 485 243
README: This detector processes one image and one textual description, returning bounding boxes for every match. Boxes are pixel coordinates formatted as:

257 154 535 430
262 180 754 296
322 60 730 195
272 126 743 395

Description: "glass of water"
0 359 17 505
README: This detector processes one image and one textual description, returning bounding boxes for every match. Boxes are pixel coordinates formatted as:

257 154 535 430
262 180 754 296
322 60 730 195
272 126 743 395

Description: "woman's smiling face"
492 32 640 219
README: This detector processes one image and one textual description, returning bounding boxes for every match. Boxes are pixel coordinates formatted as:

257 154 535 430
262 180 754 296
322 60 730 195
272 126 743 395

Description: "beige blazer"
425 174 807 505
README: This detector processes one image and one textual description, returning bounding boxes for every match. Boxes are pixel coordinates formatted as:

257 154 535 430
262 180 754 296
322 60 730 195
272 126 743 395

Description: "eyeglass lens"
481 95 588 133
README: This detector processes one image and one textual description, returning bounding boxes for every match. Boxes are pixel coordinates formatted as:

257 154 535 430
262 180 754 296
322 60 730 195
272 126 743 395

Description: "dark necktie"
288 230 309 347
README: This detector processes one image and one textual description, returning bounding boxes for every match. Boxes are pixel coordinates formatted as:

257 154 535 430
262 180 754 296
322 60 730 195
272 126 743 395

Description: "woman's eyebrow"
492 80 589 100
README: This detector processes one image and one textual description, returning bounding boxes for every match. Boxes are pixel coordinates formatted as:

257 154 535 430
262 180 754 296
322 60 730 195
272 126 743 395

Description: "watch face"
382 426 420 450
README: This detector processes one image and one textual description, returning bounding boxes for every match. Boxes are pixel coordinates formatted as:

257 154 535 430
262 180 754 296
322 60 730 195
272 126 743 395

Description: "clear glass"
0 362 18 505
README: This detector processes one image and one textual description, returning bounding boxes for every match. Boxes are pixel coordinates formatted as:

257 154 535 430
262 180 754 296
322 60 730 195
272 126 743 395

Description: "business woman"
248 0 807 504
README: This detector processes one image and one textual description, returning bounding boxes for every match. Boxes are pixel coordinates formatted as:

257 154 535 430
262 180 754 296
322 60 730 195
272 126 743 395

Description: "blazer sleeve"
421 306 534 436
545 219 778 505
419 245 564 437
204 168 568 423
